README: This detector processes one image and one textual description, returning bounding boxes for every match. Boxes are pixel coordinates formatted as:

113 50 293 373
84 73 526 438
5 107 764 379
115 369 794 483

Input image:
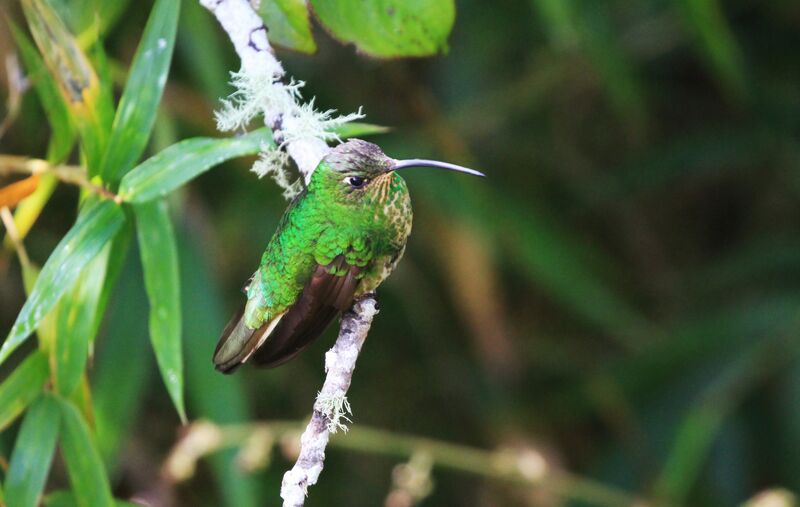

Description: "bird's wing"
249 255 362 368
213 255 361 373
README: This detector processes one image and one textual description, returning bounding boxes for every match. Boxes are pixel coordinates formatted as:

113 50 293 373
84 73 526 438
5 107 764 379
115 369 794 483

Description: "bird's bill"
391 159 486 177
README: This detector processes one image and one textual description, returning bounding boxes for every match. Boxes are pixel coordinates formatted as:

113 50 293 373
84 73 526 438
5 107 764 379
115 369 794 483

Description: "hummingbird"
213 139 484 373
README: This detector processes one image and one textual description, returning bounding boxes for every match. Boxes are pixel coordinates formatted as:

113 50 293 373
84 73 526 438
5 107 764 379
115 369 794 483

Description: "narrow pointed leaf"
135 200 185 421
0 352 49 431
100 0 181 183
311 0 455 57
0 200 125 365
178 226 259 507
52 243 112 396
5 394 60 507
20 0 109 174
255 0 316 53
57 398 114 507
331 122 390 139
9 22 75 163
118 128 271 203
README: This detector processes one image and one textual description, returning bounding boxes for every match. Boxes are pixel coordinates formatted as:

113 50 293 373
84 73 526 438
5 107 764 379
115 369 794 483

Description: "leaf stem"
0 155 122 204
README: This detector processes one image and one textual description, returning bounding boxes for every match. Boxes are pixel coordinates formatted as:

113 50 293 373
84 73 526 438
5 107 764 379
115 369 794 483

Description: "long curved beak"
391 159 486 177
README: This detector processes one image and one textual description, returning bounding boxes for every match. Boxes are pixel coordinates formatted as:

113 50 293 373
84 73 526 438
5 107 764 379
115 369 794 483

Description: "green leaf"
100 0 181 183
178 226 259 507
0 200 125 365
5 394 61 507
9 22 75 163
52 242 112 396
57 398 114 507
255 0 316 53
677 0 747 99
118 128 272 203
0 352 49 431
21 0 110 175
135 200 185 422
331 122 390 139
311 0 455 57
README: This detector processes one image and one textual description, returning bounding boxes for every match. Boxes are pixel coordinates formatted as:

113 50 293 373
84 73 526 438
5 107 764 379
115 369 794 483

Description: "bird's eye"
347 176 367 188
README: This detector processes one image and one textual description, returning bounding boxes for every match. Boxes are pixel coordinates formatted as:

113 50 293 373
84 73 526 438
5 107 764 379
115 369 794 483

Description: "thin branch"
0 155 121 203
281 296 378 506
164 417 644 507
200 1 375 505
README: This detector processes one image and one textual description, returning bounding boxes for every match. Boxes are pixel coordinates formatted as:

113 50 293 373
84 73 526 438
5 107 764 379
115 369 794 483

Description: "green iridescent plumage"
213 138 482 373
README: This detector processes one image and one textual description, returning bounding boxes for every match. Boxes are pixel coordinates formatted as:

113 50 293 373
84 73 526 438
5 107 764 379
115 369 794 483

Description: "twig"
0 206 31 269
0 155 121 203
200 1 375 504
281 296 378 506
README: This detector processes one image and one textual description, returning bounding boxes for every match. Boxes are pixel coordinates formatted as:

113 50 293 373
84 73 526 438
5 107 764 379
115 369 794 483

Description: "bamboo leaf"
9 22 75 163
331 122 390 139
100 0 181 183
20 0 110 175
178 226 259 507
135 200 185 422
52 243 112 396
0 200 125 365
677 0 747 99
4 394 61 507
0 352 49 432
57 398 114 507
255 0 316 53
311 0 455 57
118 128 271 203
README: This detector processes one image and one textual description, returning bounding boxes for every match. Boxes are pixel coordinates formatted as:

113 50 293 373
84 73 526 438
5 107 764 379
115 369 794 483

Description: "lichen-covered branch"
280 297 378 506
200 2 374 505
200 0 362 197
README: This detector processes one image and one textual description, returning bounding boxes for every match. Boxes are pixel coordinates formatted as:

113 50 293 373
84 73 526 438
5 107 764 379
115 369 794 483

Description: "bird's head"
310 139 484 205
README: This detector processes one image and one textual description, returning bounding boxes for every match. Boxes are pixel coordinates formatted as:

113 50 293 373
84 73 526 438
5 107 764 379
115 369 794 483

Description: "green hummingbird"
213 139 484 373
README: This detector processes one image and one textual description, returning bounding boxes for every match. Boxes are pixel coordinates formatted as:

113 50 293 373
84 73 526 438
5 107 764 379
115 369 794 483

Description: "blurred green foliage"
1 0 800 506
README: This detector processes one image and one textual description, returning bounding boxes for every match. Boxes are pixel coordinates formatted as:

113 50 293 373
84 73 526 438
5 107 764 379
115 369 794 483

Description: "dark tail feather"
213 307 257 374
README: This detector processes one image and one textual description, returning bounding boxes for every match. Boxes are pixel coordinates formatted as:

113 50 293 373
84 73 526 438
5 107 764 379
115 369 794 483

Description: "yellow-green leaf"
311 0 455 57
0 200 125 365
21 0 110 175
256 0 316 53
9 22 75 163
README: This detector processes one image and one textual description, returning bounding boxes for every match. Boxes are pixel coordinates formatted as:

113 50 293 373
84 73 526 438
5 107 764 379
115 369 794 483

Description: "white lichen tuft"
214 65 364 198
314 392 353 434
